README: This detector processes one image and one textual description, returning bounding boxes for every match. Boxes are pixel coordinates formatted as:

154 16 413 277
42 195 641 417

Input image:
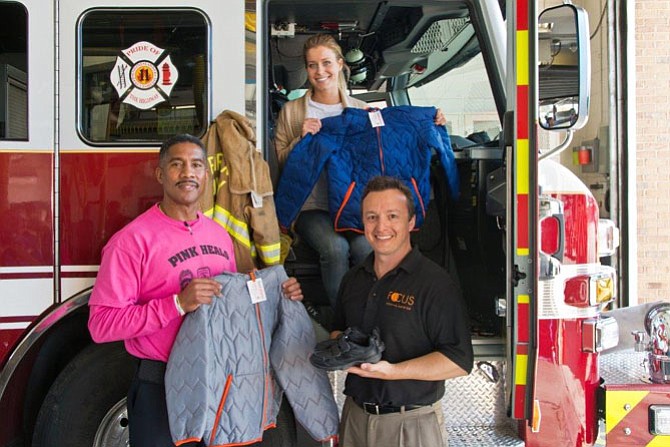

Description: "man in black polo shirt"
331 175 473 447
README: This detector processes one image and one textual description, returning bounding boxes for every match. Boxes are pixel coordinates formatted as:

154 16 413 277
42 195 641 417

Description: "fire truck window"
0 2 28 141
409 52 500 143
407 16 500 143
79 9 208 144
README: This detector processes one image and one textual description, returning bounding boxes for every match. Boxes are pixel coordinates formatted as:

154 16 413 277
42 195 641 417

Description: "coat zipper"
251 271 271 433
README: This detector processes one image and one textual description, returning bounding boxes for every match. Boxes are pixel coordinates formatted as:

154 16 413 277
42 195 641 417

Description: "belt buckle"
363 402 381 415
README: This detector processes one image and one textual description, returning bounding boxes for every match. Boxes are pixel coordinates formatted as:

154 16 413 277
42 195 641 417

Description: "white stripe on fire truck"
0 265 100 274
0 266 52 274
61 265 100 272
0 321 31 330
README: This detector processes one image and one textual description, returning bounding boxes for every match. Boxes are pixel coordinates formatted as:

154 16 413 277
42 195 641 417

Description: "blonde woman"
274 34 445 308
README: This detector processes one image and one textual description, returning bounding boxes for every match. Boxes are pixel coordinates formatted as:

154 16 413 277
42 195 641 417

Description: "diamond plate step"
448 426 525 447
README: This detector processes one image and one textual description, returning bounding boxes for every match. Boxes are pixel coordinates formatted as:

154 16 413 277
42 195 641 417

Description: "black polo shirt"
332 246 473 407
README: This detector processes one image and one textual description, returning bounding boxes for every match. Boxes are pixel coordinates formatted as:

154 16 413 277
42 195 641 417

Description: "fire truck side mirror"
537 4 591 131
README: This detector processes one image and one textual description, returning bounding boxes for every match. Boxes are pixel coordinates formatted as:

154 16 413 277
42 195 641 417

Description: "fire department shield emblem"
110 41 179 110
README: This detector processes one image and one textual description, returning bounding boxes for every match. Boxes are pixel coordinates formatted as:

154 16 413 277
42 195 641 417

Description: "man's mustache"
176 180 199 187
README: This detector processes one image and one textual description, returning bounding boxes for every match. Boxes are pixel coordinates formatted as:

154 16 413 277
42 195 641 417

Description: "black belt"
136 358 166 384
355 399 425 415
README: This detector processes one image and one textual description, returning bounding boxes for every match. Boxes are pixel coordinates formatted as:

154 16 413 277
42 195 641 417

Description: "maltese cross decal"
110 41 179 110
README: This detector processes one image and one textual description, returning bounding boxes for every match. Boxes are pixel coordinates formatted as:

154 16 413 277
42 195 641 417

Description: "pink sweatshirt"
88 204 237 361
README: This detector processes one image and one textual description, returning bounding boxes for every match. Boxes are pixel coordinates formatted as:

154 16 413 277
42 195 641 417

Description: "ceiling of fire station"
266 0 482 92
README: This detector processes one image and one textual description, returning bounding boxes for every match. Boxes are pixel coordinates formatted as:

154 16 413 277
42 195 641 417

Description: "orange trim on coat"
376 127 385 174
175 437 202 446
210 374 234 445
410 177 426 218
334 182 357 231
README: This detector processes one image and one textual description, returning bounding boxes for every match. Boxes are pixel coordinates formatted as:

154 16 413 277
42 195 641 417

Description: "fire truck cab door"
55 0 246 300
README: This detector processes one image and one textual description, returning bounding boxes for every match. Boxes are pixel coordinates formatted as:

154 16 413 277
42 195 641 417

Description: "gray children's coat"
165 265 338 446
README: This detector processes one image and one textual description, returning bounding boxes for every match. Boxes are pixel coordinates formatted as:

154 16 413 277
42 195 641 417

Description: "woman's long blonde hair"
303 34 350 92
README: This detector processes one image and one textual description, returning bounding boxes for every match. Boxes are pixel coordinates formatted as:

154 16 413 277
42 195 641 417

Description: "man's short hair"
361 176 416 219
158 134 206 166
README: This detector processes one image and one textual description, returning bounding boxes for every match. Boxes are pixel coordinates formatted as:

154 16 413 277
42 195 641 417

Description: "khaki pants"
339 396 446 447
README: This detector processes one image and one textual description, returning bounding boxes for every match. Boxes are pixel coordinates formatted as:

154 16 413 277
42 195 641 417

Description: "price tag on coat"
251 191 263 208
368 110 385 128
247 277 267 304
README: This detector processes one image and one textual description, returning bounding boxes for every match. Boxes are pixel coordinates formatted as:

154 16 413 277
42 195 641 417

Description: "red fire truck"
0 0 664 446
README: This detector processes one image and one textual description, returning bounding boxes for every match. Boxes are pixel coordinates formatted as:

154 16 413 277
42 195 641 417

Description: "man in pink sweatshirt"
88 134 302 447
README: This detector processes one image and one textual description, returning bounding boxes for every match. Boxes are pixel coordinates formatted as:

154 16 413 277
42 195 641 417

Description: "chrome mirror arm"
539 129 573 161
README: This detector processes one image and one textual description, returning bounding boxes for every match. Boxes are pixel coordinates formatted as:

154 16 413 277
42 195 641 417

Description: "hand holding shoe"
346 360 395 379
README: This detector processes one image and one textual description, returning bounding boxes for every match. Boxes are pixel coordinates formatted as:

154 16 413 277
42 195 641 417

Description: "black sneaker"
310 327 385 371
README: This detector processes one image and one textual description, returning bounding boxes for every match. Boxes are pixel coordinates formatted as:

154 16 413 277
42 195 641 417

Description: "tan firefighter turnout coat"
200 110 281 273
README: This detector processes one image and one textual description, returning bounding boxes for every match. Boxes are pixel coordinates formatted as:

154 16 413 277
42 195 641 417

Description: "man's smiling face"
362 188 416 261
156 141 208 209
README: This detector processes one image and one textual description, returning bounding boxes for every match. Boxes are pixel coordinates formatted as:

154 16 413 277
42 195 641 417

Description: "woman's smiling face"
305 45 343 95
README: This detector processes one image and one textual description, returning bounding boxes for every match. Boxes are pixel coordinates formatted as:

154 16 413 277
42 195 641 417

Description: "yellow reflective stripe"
212 205 251 249
210 206 280 265
257 242 281 265
202 206 214 218
517 139 529 194
516 30 529 86
515 354 527 385
605 390 648 434
245 11 256 33
648 436 670 447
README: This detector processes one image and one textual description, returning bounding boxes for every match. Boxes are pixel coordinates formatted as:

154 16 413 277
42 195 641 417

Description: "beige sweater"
273 89 368 169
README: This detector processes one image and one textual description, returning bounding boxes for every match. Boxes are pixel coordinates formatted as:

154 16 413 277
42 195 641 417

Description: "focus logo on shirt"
385 291 415 311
